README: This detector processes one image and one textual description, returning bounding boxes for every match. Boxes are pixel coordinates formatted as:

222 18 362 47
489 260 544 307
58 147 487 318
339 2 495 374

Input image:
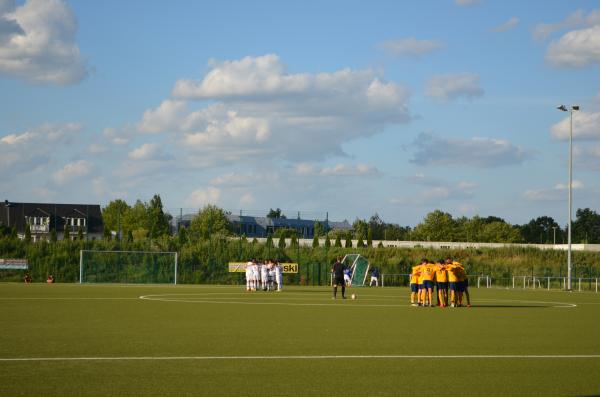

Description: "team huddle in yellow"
410 257 471 308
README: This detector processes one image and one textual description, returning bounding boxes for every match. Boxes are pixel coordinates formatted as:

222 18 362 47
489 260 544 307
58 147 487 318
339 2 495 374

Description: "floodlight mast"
557 104 579 291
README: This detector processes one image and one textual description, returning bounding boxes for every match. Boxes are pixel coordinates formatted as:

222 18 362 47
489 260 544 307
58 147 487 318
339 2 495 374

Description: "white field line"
138 294 577 308
0 297 138 300
2 355 600 362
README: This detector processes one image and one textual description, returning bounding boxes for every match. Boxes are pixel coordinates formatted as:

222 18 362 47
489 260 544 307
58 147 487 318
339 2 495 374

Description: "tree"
24 224 31 243
147 194 171 238
334 235 342 247
278 235 286 249
519 216 560 244
324 234 331 248
77 225 84 241
367 227 373 247
314 221 324 238
345 232 353 248
573 208 600 243
266 234 274 249
50 228 57 242
290 234 298 247
412 210 457 241
266 208 286 219
101 199 130 236
356 236 365 248
368 213 386 240
189 205 231 240
63 222 70 241
312 234 319 248
178 227 189 245
352 218 368 240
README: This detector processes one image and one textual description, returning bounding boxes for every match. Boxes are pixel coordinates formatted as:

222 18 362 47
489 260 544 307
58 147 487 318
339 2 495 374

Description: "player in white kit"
251 261 259 291
274 261 283 291
245 259 254 291
260 260 269 291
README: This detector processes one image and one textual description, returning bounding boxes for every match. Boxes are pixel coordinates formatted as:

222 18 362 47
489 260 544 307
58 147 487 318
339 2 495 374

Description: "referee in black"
331 257 346 299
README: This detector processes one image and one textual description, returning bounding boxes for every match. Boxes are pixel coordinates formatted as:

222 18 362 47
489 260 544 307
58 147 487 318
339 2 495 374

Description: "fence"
379 273 599 292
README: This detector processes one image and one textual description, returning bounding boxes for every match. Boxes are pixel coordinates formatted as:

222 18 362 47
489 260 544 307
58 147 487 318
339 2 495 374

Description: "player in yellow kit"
410 263 421 306
445 258 459 307
420 260 436 307
453 260 471 307
434 259 448 307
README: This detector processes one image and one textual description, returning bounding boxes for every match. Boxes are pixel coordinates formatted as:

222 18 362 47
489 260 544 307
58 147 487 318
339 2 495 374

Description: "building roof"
0 201 103 234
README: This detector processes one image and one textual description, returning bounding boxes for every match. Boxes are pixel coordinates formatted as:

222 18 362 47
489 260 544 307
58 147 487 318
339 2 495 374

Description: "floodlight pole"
557 104 579 291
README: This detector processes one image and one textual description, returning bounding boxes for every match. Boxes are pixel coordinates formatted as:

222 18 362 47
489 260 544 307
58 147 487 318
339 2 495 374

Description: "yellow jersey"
410 265 420 284
434 264 448 282
421 263 436 281
446 264 459 282
453 262 466 282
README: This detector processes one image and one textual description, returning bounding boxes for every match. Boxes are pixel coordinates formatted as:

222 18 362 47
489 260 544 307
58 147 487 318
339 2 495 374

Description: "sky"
1 0 599 226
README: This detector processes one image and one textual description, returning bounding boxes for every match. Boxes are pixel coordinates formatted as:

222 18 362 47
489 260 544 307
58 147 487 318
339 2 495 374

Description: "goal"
79 250 178 284
342 254 370 287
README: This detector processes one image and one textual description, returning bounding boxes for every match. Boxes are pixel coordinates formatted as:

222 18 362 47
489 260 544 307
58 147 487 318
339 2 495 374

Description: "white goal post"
79 250 178 284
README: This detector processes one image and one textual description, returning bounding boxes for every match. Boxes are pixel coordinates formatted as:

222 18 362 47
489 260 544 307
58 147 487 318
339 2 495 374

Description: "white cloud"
293 163 380 177
0 122 82 176
574 144 600 170
411 133 532 167
52 160 92 185
458 181 478 189
320 163 379 176
92 177 127 199
0 0 88 84
103 127 133 146
128 143 165 161
425 73 483 101
491 17 520 33
137 99 187 134
140 54 411 165
554 180 584 190
455 0 479 6
87 143 108 154
551 111 600 140
546 25 600 68
524 180 584 201
379 38 443 58
210 172 278 187
392 173 477 205
239 192 254 206
533 9 600 40
185 187 222 207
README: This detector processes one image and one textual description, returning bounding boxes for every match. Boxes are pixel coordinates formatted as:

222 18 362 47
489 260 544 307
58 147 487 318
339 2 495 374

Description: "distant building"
0 201 103 241
173 213 352 239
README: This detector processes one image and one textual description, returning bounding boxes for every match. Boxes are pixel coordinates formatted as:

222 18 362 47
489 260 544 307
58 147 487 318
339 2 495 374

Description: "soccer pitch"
1 284 600 396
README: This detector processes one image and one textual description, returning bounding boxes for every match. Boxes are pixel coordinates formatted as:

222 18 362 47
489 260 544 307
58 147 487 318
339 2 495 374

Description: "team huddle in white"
245 259 283 292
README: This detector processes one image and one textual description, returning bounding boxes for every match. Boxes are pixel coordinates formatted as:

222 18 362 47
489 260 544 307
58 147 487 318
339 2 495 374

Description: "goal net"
79 250 178 284
342 254 370 287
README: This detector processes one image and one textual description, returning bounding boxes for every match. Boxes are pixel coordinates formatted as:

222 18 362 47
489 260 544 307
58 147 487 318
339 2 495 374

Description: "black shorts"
333 276 345 286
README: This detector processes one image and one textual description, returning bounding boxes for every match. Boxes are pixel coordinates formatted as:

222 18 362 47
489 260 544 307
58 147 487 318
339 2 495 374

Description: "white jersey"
261 264 269 279
245 261 253 278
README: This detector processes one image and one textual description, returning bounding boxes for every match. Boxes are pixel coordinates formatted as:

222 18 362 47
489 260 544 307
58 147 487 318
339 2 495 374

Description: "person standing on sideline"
370 267 380 287
331 257 346 299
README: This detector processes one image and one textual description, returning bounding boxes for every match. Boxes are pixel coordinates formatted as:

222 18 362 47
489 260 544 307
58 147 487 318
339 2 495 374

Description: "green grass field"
1 283 600 396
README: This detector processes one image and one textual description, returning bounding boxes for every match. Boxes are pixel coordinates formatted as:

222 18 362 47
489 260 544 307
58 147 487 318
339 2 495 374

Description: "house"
0 200 104 241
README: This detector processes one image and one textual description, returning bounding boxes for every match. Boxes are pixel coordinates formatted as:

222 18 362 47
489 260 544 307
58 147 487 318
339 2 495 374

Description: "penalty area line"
2 355 600 362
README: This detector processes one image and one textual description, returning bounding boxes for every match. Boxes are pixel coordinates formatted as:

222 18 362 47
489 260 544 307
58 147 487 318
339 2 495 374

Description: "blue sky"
1 0 599 226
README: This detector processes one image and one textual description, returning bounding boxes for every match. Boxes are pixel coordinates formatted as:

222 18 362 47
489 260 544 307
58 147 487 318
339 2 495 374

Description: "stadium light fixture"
556 105 579 291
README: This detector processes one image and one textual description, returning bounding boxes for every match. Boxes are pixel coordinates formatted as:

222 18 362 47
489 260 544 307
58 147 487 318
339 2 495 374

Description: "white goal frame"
79 250 178 284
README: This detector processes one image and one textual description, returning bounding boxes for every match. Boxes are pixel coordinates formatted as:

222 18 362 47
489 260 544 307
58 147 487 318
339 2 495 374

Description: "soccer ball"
351 294 356 300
